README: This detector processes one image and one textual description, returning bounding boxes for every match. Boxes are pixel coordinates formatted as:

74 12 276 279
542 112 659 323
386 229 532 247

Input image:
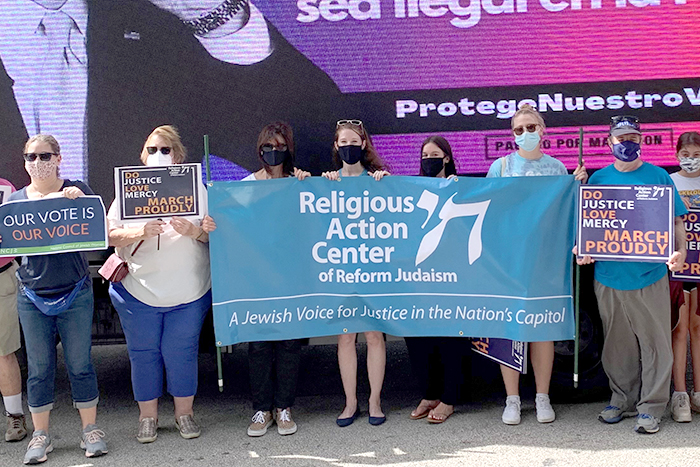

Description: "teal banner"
209 176 577 346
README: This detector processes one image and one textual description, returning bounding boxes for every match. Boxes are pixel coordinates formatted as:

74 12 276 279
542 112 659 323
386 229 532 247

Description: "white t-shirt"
670 171 700 208
241 172 256 181
106 185 211 307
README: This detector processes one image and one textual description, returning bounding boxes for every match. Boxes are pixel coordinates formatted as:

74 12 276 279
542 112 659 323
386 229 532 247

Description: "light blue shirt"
486 152 567 178
589 162 687 291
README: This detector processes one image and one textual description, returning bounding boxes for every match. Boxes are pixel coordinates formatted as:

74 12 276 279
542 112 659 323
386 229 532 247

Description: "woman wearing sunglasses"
406 136 463 424
322 120 389 427
242 122 309 438
106 125 216 444
486 104 586 426
6 135 107 464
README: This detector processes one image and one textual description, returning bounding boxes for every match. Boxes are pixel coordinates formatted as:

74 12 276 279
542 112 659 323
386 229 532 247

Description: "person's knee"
338 334 356 347
364 332 384 346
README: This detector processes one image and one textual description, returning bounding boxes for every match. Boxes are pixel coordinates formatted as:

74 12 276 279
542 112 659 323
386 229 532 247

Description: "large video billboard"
1 0 698 198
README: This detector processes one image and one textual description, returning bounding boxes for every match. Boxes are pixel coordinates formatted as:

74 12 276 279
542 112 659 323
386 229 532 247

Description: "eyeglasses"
337 120 364 128
23 152 56 162
261 144 288 152
146 146 171 155
611 115 639 125
513 124 538 136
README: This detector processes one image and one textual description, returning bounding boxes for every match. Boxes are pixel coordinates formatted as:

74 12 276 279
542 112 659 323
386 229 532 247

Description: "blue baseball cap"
610 115 641 137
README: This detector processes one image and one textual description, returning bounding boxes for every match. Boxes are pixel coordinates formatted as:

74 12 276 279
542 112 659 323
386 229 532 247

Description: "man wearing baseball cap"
577 115 687 433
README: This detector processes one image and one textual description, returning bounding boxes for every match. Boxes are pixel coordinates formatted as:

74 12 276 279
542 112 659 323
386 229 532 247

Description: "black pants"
404 337 464 405
248 339 302 411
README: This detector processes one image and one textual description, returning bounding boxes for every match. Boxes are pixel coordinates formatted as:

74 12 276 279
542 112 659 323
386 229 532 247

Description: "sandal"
427 403 454 424
410 400 439 420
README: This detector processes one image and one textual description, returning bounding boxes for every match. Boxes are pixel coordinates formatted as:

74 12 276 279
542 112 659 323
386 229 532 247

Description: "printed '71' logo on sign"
414 190 490 266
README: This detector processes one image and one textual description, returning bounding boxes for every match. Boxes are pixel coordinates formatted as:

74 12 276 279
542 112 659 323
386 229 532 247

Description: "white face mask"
146 151 173 166
680 156 700 174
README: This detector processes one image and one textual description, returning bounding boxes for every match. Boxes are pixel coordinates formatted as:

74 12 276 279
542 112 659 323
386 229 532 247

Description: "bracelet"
195 229 207 241
183 0 248 36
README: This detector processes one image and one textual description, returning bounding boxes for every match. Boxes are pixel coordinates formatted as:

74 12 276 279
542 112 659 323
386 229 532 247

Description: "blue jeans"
18 280 99 413
109 282 210 401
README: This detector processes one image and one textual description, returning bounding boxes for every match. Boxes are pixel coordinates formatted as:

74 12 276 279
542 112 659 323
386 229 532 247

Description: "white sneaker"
535 393 556 423
672 392 692 422
691 391 700 413
502 395 521 425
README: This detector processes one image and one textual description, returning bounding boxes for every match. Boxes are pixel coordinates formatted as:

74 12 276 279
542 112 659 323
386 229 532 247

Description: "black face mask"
421 158 444 177
261 149 288 167
338 145 363 165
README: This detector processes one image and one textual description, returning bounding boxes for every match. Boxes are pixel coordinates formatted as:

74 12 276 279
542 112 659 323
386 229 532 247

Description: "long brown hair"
332 121 387 173
419 135 457 177
256 122 295 176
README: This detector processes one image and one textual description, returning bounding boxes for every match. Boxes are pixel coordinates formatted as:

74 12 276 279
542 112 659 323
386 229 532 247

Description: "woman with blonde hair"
486 104 586 425
107 125 216 443
8 134 106 464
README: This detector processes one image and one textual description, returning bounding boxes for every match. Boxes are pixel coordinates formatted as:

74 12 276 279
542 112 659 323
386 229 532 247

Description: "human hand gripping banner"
209 176 577 346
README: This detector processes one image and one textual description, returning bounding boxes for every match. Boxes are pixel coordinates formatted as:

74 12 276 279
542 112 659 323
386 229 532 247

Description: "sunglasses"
337 120 364 128
611 115 639 125
23 152 56 162
261 144 288 152
146 146 171 155
513 124 538 136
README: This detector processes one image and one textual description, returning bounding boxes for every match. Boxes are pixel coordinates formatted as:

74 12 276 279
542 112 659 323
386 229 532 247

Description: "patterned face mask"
679 156 700 174
25 159 58 180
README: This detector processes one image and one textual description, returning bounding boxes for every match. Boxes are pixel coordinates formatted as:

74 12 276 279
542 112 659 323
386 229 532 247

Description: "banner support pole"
574 127 584 389
204 134 224 393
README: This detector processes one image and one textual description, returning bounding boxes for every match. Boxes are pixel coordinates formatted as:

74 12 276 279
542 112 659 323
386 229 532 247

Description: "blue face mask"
515 131 541 152
612 140 640 162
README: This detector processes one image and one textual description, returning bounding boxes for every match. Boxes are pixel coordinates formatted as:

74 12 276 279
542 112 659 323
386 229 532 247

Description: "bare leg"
137 399 158 421
673 294 690 392
31 411 49 432
337 333 358 418
78 406 96 429
688 290 700 391
0 352 21 398
500 365 520 396
365 332 386 418
173 396 194 419
531 341 554 394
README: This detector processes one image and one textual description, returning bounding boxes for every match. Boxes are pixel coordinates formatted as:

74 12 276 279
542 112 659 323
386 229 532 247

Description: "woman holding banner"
7 134 106 464
486 105 586 425
322 120 390 427
405 136 463 424
106 125 216 444
243 122 309 438
669 131 700 423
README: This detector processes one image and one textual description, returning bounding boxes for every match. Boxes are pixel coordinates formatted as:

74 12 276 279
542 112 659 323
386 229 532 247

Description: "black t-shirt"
9 180 94 294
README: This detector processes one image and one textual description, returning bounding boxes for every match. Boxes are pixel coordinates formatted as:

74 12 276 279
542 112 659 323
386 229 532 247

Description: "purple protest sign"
672 208 700 282
471 338 527 374
577 185 674 262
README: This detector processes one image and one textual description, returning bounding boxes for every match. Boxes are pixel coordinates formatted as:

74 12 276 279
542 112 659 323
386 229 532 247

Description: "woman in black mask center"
242 122 309 437
322 120 390 427
406 135 463 424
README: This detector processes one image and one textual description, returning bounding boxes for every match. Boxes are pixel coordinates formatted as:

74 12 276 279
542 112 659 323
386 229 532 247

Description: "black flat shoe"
336 408 361 427
369 415 386 426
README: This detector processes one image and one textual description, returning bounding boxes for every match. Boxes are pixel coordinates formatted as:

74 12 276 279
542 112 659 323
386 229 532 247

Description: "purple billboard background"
256 2 700 93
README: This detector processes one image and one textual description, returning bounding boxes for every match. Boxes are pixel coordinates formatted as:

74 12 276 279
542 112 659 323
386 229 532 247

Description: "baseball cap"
610 115 641 137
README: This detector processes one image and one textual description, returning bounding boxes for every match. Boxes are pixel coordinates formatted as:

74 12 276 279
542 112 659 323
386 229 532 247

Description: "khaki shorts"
0 262 19 356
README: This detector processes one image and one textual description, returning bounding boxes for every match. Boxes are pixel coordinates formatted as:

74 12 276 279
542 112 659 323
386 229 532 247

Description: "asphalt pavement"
1 341 699 467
